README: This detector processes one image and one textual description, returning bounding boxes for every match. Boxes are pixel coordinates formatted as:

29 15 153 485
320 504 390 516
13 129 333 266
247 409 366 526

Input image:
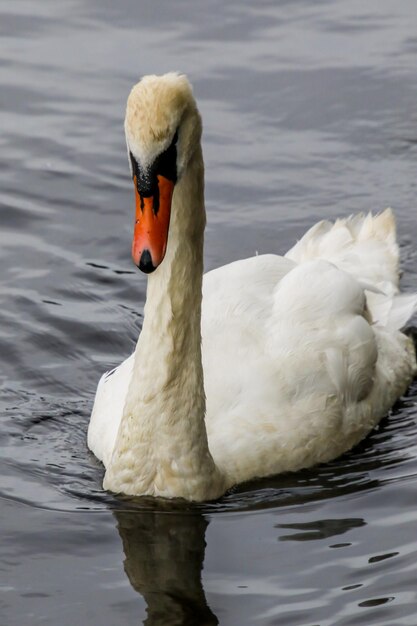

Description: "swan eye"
153 130 178 183
129 150 139 182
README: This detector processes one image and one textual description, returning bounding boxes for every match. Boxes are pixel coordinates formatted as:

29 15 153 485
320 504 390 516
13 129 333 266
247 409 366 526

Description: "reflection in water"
277 517 365 542
114 509 218 626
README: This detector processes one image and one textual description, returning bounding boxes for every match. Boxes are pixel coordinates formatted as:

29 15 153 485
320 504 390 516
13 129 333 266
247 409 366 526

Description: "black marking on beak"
138 249 156 273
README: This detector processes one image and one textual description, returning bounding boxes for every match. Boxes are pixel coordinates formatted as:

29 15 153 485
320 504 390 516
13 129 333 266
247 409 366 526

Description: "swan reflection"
113 508 218 626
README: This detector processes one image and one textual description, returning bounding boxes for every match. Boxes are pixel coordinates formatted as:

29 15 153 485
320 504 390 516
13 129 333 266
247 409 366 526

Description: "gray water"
1 1 417 624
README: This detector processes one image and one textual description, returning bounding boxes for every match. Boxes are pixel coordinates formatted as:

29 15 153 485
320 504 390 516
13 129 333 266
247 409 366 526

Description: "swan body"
88 73 417 501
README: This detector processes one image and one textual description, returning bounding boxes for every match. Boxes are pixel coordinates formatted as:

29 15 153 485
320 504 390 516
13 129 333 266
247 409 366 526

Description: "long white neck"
104 147 225 500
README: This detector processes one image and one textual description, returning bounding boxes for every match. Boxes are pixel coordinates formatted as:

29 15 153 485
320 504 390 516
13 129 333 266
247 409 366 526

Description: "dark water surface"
1 1 417 624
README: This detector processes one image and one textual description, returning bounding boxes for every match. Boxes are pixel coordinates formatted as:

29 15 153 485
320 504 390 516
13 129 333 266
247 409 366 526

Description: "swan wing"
202 252 416 486
285 209 399 296
88 353 134 467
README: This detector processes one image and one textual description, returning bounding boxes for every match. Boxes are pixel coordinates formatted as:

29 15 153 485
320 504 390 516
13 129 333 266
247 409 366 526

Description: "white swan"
88 72 417 501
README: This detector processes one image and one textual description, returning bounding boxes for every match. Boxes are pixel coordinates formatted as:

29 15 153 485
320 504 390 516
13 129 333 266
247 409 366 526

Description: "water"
1 0 417 624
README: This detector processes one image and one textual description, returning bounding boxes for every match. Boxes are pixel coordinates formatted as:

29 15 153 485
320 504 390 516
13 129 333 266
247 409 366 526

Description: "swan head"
124 73 202 273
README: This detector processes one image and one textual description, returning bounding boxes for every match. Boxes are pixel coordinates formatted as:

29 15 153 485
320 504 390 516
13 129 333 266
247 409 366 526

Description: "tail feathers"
285 209 399 295
367 291 417 331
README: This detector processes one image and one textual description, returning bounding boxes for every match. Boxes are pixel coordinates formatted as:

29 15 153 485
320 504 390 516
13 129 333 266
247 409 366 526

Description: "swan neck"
104 147 225 500
140 152 205 384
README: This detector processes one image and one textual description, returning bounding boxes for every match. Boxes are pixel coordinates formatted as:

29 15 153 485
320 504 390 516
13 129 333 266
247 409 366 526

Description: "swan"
88 72 417 501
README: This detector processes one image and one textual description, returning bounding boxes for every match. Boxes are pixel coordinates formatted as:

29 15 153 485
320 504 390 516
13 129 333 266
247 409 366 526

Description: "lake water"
1 1 417 624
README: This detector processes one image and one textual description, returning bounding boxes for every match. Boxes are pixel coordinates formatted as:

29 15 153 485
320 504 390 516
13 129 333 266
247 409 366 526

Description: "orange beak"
132 174 175 273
